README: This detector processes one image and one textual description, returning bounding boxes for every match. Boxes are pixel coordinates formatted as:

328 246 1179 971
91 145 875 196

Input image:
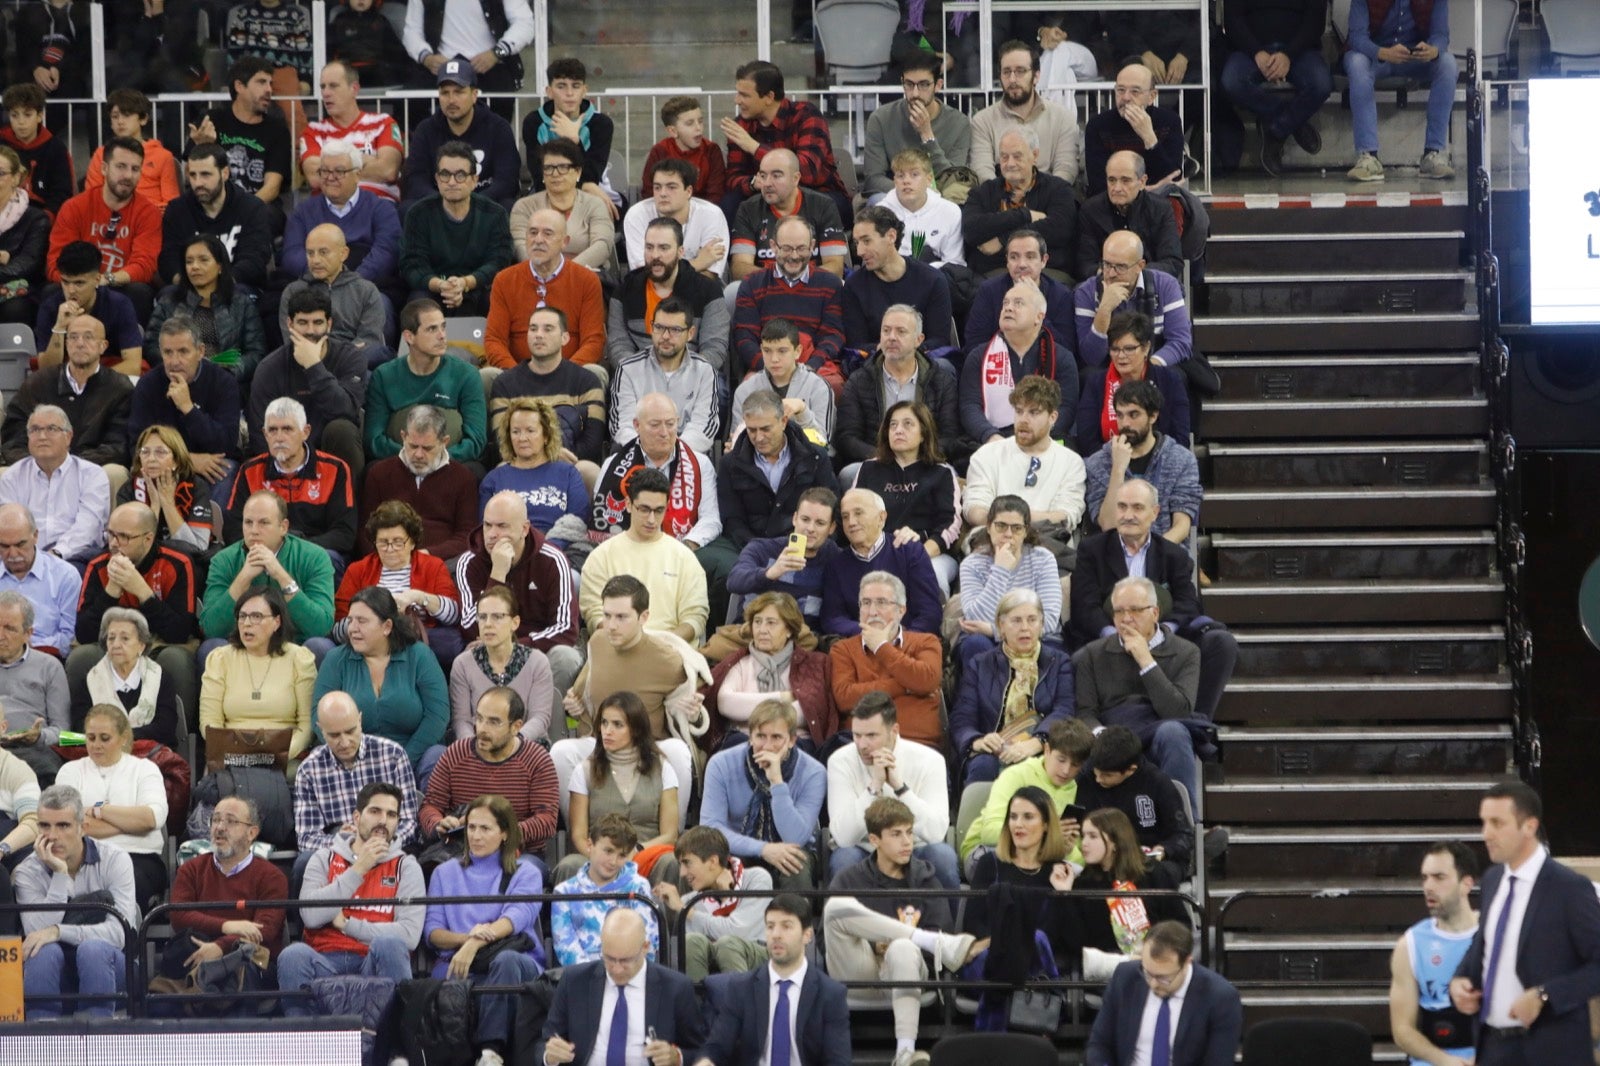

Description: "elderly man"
298 60 404 201
964 128 1078 279
964 229 1076 361
224 398 356 570
200 490 336 652
835 307 961 466
728 149 848 282
829 572 943 751
418 687 558 854
732 215 847 388
358 406 478 561
721 61 850 226
1073 232 1193 368
844 206 953 354
964 374 1088 534
246 286 368 475
861 50 972 199
0 590 69 776
969 39 1080 184
399 139 515 317
623 158 731 278
368 299 489 468
127 317 241 487
282 139 402 289
960 282 1077 444
719 390 840 549
484 208 605 372
1082 62 1188 198
609 216 730 373
280 223 390 366
1075 152 1185 282
295 692 419 871
580 469 710 644
0 404 111 564
1085 382 1202 545
3 316 133 484
13 784 141 1018
158 145 273 289
610 299 721 454
488 306 606 469
820 488 942 641
0 504 78 655
402 61 522 209
455 489 581 693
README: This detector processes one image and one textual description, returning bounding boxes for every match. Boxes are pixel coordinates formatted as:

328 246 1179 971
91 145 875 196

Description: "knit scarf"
86 654 163 730
747 643 794 693
977 332 1016 431
603 744 642 804
697 857 749 916
471 641 531 687
1100 364 1141 443
741 745 799 843
591 438 699 538
0 188 28 234
1000 642 1040 733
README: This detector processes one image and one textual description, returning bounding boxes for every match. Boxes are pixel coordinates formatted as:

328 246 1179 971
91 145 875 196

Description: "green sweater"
960 755 1081 862
200 535 336 640
398 194 516 296
364 353 488 462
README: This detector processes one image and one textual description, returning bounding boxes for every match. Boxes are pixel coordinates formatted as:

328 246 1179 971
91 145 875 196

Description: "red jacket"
47 188 162 283
335 550 459 631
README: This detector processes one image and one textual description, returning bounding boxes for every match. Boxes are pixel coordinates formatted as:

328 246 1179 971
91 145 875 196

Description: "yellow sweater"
198 643 318 758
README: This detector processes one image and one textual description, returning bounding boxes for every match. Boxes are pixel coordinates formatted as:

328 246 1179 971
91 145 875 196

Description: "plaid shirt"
293 734 420 851
726 97 848 199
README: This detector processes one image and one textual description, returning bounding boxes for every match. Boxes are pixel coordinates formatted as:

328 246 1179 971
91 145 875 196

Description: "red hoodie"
46 188 162 284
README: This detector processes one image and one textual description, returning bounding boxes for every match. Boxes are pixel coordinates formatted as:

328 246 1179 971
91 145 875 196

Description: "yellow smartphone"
786 532 806 555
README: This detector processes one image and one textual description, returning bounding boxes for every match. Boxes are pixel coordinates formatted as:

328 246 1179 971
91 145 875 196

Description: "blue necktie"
1150 994 1172 1066
1481 874 1516 1019
771 979 793 1066
607 982 629 1066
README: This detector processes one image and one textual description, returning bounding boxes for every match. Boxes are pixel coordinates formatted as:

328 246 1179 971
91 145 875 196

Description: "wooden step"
1202 486 1497 529
1204 270 1471 316
1204 441 1486 489
1221 931 1398 983
1218 674 1513 723
1206 231 1464 273
1219 721 1513 776
1231 625 1506 677
1211 352 1480 401
1222 825 1487 880
1200 395 1489 438
1204 579 1504 624
1207 775 1501 823
1209 531 1497 582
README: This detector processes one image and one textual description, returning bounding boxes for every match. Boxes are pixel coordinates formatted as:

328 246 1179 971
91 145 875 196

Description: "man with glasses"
158 144 274 289
282 139 403 294
1074 232 1193 377
1083 62 1188 199
961 281 1077 445
969 40 1081 184
962 127 1079 278
0 405 110 566
401 60 522 210
731 216 846 390
578 474 710 644
828 571 943 750
0 588 69 776
1075 153 1185 282
861 52 972 202
298 60 405 202
1086 920 1242 1066
1 315 133 490
484 208 605 373
279 224 392 368
0 504 78 655
400 141 515 318
729 149 847 284
819 490 941 642
610 300 720 455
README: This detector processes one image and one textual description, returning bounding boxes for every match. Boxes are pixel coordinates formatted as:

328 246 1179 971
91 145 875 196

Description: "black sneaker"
1292 122 1323 156
1259 125 1286 178
1204 826 1230 862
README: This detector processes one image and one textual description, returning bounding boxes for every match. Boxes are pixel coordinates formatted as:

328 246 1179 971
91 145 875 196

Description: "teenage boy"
656 825 772 979
522 57 615 212
549 813 660 966
639 94 726 203
86 89 179 210
960 717 1093 878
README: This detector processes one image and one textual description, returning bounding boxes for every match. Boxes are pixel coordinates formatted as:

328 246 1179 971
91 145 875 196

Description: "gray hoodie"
298 831 426 948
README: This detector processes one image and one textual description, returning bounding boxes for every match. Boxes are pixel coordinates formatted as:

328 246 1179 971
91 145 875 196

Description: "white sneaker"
476 1052 505 1066
389 1057 410 1066
890 1051 931 1066
1346 152 1385 182
1418 149 1456 179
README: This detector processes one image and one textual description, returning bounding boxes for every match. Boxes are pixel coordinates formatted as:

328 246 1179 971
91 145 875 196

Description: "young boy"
960 717 1093 878
0 83 74 214
326 0 411 89
522 57 615 206
640 95 726 204
549 812 659 965
656 825 772 979
879 147 965 267
85 89 180 210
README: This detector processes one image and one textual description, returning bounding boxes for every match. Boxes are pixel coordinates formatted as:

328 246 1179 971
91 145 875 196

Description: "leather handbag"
1005 987 1064 1035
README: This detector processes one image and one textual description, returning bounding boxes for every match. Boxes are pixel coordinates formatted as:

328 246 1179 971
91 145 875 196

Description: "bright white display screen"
1528 78 1600 325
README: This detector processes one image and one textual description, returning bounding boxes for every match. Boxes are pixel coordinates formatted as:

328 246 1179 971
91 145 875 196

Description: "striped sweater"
417 737 559 853
732 266 845 372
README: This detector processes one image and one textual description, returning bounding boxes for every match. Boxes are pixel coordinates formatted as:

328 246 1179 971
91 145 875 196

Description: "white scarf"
979 332 1016 430
86 654 163 729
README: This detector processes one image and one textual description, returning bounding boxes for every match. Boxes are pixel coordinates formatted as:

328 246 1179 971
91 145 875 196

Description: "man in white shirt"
963 374 1087 531
877 148 964 267
624 158 730 278
825 692 959 888
1085 921 1243 1066
0 405 110 564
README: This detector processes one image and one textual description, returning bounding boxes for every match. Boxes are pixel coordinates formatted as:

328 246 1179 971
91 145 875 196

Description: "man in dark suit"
1086 921 1242 1066
694 895 851 1066
1449 782 1600 1065
539 909 707 1066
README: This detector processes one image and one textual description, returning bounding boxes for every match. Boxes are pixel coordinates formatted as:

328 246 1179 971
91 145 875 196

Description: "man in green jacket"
398 140 515 318
200 490 335 660
960 716 1092 879
365 298 488 472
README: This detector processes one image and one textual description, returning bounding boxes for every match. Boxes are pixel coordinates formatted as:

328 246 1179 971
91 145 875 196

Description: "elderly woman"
951 588 1076 786
955 495 1063 669
1075 310 1191 457
200 588 317 764
510 139 616 271
449 585 555 744
56 703 170 907
314 586 450 772
116 425 219 551
69 607 180 749
0 144 50 325
851 400 961 595
336 499 463 669
424 794 544 1064
145 234 267 376
479 396 592 540
703 591 837 754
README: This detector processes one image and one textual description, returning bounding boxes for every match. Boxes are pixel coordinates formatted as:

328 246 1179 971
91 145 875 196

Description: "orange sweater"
484 257 605 368
829 630 945 749
85 139 180 210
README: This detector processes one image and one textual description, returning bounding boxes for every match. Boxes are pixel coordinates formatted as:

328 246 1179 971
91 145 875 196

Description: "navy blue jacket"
1087 959 1242 1066
950 642 1076 758
701 966 851 1066
538 960 706 1066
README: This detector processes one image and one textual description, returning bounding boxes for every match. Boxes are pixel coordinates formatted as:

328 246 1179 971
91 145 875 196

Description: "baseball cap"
437 59 477 87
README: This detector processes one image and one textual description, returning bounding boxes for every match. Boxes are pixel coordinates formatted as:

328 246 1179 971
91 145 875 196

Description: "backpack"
392 977 475 1066
1153 181 1211 266
507 968 564 1066
188 765 295 847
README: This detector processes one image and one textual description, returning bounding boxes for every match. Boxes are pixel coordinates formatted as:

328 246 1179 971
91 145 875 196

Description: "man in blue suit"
694 895 851 1066
1449 781 1600 1065
539 909 707 1066
1086 921 1242 1066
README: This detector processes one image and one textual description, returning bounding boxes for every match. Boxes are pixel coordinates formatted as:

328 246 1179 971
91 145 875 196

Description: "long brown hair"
460 793 523 875
588 691 660 787
871 400 945 464
1086 807 1148 882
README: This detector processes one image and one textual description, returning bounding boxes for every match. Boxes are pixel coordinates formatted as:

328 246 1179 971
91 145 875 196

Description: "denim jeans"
1343 49 1459 154
24 940 126 1018
1221 48 1334 139
1146 719 1201 820
277 938 413 1017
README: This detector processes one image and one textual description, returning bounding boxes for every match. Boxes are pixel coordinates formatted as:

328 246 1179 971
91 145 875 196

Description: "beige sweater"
969 94 1083 184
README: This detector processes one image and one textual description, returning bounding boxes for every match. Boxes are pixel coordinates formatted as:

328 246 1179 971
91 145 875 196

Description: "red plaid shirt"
726 97 848 198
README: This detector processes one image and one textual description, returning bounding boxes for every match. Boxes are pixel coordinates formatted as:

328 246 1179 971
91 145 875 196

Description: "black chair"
1241 1017 1373 1066
929 1032 1058 1066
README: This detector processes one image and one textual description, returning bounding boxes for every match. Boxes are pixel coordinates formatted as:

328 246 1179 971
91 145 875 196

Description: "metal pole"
979 0 994 89
1200 1 1211 194
312 0 328 92
90 3 106 102
759 0 773 63
533 0 550 105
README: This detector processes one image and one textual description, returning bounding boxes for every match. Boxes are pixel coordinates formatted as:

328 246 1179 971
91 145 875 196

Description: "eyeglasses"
105 529 147 544
1113 605 1156 617
375 537 412 550
210 814 256 830
990 520 1027 534
542 163 576 176
27 425 68 435
1108 343 1147 356
1141 964 1183 986
652 323 689 336
859 597 899 610
435 169 474 183
901 78 936 91
237 611 273 624
1101 259 1141 273
774 244 811 257
317 167 356 178
1024 455 1041 488
137 446 173 458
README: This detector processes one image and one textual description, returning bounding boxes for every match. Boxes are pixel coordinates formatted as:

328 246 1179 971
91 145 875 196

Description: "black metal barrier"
0 898 142 1015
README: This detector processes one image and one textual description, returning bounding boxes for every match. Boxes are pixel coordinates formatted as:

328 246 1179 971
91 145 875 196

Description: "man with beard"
161 795 289 985
46 137 162 321
399 140 515 318
185 57 292 218
1084 382 1201 545
1075 152 1184 282
623 158 730 278
1390 842 1479 1066
401 60 521 210
610 299 720 454
962 128 1078 278
488 306 605 469
368 299 489 468
417 687 558 854
731 216 846 390
278 782 423 1002
960 280 1076 444
969 40 1081 184
608 216 729 373
279 224 390 366
158 144 274 288
245 287 368 476
358 405 478 559
963 374 1087 533
223 398 356 572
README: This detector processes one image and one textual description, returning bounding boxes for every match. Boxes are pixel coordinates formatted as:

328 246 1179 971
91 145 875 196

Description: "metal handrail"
0 897 141 1015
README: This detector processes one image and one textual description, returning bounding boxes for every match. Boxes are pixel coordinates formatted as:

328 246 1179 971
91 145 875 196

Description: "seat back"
953 781 993 853
1241 1017 1372 1066
930 1032 1058 1066
1448 0 1519 63
1544 0 1600 67
815 0 901 84
397 316 487 364
0 323 35 396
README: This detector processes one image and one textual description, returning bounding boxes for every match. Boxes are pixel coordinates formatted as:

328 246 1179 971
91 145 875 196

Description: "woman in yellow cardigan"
199 587 317 769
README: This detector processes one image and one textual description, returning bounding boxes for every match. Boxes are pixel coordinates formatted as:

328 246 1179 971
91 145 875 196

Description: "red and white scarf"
978 332 1017 431
590 438 701 540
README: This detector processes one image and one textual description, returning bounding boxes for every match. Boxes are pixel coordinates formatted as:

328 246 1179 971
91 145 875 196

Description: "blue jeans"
827 841 962 890
1221 48 1333 139
471 951 543 1044
1343 50 1459 154
1147 720 1201 821
25 940 126 1018
277 937 414 1016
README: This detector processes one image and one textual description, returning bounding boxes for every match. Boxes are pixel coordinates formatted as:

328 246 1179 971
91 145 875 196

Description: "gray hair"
263 396 308 431
859 570 906 607
318 136 363 166
0 589 34 630
999 125 1041 155
216 793 261 825
38 784 84 822
1120 477 1160 511
844 487 887 514
741 389 785 421
1112 575 1160 609
28 405 70 432
882 303 923 335
404 404 449 439
159 315 205 351
99 606 152 647
995 587 1043 626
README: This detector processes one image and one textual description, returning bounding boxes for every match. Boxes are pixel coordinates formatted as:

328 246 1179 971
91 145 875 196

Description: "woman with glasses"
56 703 170 908
851 400 961 595
1054 807 1186 981
144 235 267 378
448 585 554 745
117 425 219 551
0 144 50 325
1074 309 1190 458
199 588 317 767
954 495 1062 666
477 397 590 544
510 139 616 272
335 500 462 670
69 607 180 749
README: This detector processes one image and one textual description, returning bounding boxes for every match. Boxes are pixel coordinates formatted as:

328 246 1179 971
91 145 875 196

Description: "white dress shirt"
762 959 807 1066
584 965 648 1066
1484 844 1547 1028
1130 962 1193 1066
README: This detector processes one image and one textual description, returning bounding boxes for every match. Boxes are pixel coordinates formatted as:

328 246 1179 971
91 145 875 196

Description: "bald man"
280 223 390 365
294 692 419 871
961 279 1077 443
729 148 848 281
1 314 133 482
281 142 403 285
1072 231 1194 369
1075 150 1184 280
484 208 605 370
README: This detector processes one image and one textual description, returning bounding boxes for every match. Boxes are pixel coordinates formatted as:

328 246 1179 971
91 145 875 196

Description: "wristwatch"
1538 986 1550 1004
893 783 910 797
281 581 300 599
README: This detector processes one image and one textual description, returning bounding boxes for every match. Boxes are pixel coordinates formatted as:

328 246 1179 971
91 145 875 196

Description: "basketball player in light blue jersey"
1391 841 1480 1065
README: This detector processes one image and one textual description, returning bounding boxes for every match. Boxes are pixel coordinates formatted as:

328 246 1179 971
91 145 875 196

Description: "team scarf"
1100 363 1148 443
590 438 700 539
977 332 1017 431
